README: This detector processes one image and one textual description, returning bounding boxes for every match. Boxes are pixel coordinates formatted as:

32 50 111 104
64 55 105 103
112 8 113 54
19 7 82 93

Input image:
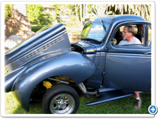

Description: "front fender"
12 52 97 111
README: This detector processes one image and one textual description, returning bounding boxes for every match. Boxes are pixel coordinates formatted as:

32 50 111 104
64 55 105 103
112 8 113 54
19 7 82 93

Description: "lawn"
4 91 151 114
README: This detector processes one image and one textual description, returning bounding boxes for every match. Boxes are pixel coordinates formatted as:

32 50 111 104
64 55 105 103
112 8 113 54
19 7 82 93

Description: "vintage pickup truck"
5 15 151 114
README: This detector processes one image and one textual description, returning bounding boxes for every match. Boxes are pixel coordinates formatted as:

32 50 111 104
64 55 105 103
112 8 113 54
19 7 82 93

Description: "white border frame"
0 0 157 118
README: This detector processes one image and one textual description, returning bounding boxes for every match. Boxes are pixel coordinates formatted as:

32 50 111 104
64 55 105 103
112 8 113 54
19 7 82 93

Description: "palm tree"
114 4 151 21
85 4 151 21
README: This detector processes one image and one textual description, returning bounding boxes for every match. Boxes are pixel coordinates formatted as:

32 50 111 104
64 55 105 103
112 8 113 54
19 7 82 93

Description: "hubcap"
49 93 75 114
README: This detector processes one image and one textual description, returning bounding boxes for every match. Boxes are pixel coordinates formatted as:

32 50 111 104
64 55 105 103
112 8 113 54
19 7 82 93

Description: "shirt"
118 36 141 45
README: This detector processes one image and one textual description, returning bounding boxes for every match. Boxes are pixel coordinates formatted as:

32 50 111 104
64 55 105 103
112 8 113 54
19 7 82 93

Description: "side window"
141 25 151 46
112 24 151 46
113 25 138 45
147 25 151 46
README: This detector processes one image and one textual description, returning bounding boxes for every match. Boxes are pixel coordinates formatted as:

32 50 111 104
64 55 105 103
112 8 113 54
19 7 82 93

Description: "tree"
26 4 43 25
5 4 13 22
86 4 151 21
75 4 78 19
5 4 32 40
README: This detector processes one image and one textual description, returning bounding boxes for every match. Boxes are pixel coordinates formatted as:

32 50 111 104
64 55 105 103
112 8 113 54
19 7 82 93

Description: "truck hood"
5 23 71 73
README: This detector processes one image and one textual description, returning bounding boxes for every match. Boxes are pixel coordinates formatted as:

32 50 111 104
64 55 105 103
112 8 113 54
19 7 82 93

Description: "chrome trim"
78 82 87 93
24 32 66 60
49 93 75 114
110 45 151 52
99 88 117 93
107 53 151 58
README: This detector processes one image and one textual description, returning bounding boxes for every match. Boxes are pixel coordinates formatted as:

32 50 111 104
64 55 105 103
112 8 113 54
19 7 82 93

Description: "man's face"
122 27 133 41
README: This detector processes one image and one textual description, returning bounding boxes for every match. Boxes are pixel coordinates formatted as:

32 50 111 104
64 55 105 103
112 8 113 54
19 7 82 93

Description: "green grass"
4 92 151 114
31 24 53 32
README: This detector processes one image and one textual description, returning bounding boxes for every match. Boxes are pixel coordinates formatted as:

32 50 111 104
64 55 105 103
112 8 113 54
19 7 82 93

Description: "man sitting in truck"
118 25 142 109
118 25 141 45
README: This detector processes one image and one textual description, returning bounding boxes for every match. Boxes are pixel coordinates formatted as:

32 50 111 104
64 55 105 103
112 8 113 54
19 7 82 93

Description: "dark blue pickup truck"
5 15 151 114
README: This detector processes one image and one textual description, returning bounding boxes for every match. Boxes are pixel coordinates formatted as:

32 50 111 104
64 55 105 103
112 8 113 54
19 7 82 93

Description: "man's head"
122 25 135 41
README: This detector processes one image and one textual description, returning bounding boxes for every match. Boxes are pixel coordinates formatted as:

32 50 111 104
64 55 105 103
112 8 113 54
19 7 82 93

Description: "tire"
42 84 80 114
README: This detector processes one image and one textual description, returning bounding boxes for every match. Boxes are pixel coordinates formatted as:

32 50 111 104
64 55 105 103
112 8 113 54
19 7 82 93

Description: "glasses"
123 31 127 34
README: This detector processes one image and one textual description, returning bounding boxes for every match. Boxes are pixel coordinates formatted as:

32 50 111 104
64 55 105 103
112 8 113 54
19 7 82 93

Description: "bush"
31 25 44 32
31 24 53 32
38 12 53 25
27 5 53 25
64 15 81 28
27 4 43 25
5 4 13 22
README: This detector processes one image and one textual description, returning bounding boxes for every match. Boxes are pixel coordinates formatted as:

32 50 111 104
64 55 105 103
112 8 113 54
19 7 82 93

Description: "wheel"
42 84 80 114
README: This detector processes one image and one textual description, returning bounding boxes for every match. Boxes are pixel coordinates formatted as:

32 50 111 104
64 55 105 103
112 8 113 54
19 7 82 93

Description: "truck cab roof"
93 15 146 23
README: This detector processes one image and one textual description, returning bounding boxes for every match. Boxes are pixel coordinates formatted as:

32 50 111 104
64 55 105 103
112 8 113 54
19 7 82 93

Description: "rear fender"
12 52 97 111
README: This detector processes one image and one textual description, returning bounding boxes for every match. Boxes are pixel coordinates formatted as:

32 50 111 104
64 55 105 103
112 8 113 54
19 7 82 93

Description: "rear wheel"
42 84 80 114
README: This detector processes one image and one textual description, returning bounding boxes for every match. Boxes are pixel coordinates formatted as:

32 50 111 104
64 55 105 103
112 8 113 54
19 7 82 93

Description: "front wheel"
42 84 80 114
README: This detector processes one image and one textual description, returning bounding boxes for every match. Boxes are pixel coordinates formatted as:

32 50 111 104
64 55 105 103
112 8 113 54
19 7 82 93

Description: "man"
118 25 142 109
119 25 141 45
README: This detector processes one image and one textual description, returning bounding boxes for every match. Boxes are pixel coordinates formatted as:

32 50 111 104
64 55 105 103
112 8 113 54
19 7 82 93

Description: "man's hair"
124 25 135 36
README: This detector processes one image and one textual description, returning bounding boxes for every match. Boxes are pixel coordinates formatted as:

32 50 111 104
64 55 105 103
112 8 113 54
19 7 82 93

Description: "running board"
86 90 134 106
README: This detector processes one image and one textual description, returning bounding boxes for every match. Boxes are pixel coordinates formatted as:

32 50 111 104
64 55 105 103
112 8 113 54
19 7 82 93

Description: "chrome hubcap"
50 93 75 114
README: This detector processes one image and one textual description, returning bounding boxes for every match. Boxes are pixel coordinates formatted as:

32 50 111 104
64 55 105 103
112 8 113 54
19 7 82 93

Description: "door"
103 22 151 92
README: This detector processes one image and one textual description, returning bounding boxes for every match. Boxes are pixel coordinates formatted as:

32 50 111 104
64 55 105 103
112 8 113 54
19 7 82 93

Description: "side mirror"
110 38 117 45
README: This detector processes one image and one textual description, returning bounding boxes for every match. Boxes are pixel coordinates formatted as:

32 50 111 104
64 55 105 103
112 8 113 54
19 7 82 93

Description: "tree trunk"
80 4 82 24
5 4 32 40
75 4 78 20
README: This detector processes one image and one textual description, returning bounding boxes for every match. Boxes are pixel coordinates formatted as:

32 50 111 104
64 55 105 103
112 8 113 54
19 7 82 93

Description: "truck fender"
12 52 97 111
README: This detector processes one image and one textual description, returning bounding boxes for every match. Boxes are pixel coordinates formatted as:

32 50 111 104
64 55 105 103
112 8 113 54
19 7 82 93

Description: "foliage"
31 25 45 32
31 24 54 32
49 4 62 22
49 4 77 23
27 4 54 25
4 4 151 27
38 12 53 25
37 24 54 32
5 4 13 22
64 15 80 28
77 4 81 20
86 4 151 21
26 4 43 25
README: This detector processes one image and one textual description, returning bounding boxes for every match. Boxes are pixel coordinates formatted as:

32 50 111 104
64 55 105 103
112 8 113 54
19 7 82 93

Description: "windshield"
81 21 110 42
